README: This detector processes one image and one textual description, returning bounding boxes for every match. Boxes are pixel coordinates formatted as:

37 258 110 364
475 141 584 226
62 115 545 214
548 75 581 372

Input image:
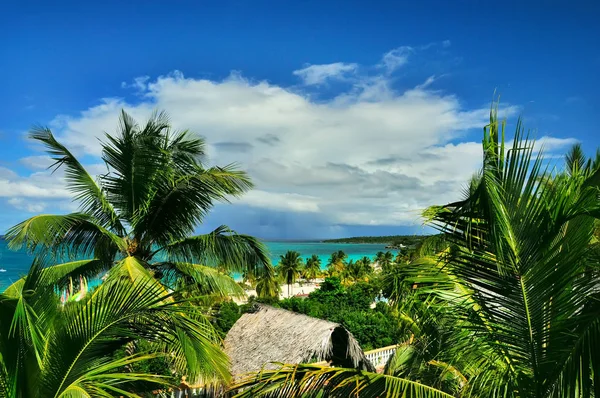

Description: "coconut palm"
342 256 373 283
357 256 372 273
6 111 272 297
326 250 347 275
0 261 229 397
419 107 600 397
375 250 394 272
303 254 321 282
277 250 304 298
255 268 280 300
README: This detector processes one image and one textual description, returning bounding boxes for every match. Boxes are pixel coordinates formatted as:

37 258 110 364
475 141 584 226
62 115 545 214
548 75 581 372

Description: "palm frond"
5 213 125 263
3 259 104 296
101 110 169 222
161 225 272 274
231 364 454 398
422 101 600 396
29 126 124 234
157 261 245 298
134 164 253 246
39 276 229 396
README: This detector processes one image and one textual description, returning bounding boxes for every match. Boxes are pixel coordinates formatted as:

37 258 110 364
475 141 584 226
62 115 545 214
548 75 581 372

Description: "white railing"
364 344 398 369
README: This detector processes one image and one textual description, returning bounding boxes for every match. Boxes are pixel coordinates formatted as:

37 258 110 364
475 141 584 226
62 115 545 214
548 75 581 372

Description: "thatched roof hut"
224 304 375 375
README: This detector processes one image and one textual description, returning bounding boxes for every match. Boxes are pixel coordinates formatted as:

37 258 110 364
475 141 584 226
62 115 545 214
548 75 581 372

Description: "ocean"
0 240 389 289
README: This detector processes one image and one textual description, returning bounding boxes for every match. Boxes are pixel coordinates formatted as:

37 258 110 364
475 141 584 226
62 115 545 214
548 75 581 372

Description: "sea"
0 240 389 289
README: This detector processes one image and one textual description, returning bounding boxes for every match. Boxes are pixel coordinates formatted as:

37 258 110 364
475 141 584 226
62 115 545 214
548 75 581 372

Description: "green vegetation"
322 235 428 246
0 261 228 396
303 254 321 282
276 250 304 297
278 277 400 350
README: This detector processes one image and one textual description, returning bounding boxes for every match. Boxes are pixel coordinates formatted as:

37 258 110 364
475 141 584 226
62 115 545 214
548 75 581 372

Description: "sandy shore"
234 279 325 304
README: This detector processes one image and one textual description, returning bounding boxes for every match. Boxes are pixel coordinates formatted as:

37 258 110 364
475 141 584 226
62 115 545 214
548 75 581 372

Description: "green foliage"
0 261 229 397
255 269 281 300
231 364 454 398
326 250 347 275
276 250 303 297
343 256 373 282
322 235 429 245
277 277 400 350
212 301 243 338
236 101 600 397
303 254 321 281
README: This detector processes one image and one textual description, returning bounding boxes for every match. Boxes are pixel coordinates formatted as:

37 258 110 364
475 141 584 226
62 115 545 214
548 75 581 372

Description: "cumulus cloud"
0 46 577 234
0 167 69 199
7 198 47 213
293 62 358 85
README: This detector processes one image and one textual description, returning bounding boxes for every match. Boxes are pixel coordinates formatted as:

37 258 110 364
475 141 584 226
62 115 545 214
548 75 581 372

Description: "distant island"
321 235 429 249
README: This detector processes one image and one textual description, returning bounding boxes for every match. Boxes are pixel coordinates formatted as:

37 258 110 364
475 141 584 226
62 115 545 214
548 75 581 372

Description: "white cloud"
19 155 54 170
0 47 576 229
239 191 320 213
293 62 358 85
7 198 47 213
0 168 70 199
536 136 578 151
380 46 413 73
415 75 437 90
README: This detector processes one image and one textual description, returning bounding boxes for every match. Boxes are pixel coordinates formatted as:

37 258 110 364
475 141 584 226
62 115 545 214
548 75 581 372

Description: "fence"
364 344 398 370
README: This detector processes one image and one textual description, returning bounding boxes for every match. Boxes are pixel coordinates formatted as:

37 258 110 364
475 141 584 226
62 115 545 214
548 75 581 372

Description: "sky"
0 0 599 239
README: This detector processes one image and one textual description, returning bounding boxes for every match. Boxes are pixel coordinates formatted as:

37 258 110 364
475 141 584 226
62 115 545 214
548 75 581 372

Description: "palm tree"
375 250 394 272
357 256 372 273
326 250 347 275
303 254 321 282
343 257 373 283
277 250 304 298
342 260 360 283
0 261 229 397
255 268 280 300
6 111 272 297
418 107 600 397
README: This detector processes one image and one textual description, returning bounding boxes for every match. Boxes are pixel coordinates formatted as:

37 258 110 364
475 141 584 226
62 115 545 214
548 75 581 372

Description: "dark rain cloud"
213 141 254 153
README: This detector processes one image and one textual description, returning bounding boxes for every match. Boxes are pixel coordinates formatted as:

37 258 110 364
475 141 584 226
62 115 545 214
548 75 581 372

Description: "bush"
278 277 400 349
212 301 242 337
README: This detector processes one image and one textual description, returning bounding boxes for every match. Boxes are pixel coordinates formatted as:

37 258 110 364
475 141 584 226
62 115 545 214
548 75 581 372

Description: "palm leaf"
231 364 454 398
3 259 104 296
5 213 125 263
157 261 245 298
134 162 253 247
29 126 124 234
161 225 271 274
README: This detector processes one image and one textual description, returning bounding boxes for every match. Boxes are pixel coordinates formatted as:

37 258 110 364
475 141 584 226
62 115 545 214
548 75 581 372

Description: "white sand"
234 279 325 304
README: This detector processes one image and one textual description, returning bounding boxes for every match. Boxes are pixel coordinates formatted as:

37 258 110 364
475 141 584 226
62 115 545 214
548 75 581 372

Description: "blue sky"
1 0 599 239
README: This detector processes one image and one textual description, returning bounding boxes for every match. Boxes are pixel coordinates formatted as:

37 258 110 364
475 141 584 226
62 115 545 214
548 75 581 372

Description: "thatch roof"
224 304 375 375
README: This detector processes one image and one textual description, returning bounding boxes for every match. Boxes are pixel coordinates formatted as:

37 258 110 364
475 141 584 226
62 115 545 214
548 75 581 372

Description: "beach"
0 240 390 288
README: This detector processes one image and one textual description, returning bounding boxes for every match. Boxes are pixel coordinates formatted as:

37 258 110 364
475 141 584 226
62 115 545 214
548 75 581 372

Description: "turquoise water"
0 240 389 289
